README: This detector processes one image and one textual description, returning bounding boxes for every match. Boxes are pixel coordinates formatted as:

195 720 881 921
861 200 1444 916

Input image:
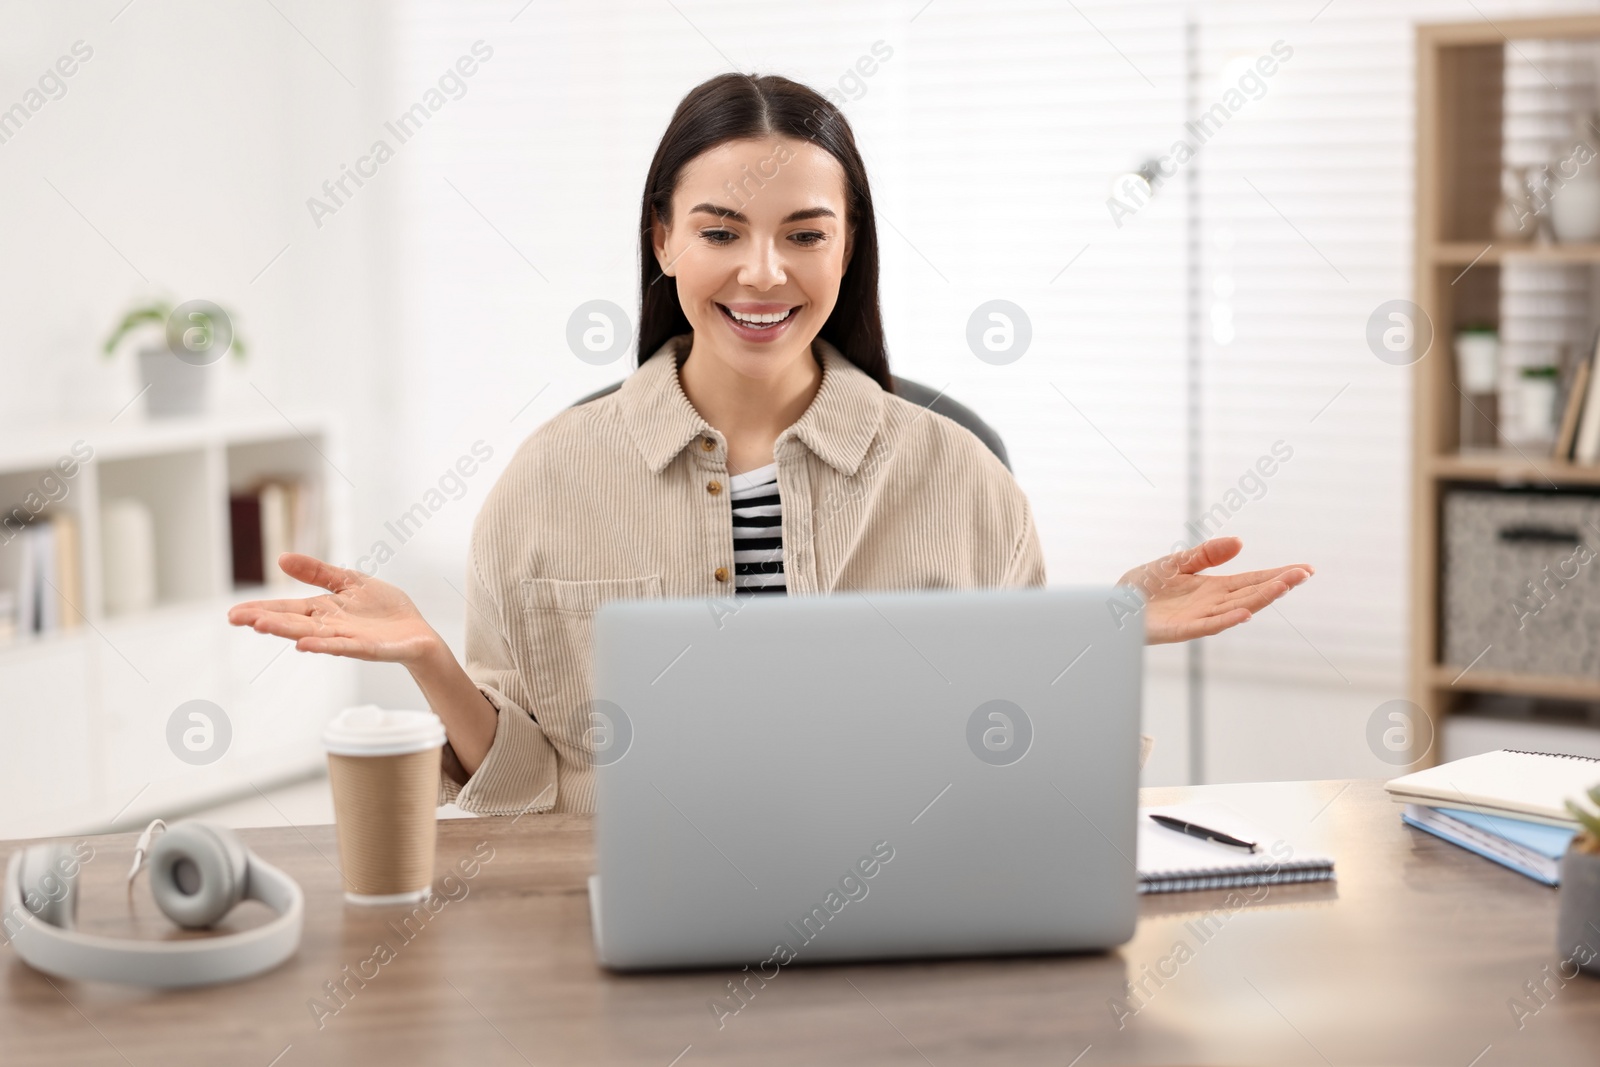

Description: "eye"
791 231 827 246
699 229 736 245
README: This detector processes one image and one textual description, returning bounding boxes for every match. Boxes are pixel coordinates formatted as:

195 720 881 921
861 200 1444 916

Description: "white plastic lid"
322 704 446 757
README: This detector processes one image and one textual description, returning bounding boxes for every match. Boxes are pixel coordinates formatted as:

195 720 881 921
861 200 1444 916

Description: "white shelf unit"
0 411 357 840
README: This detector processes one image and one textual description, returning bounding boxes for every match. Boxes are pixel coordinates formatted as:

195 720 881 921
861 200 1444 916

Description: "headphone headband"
4 837 305 988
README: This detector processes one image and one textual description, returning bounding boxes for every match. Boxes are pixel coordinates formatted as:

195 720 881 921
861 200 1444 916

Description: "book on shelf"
1572 326 1600 464
1554 329 1594 461
229 478 322 589
6 511 85 640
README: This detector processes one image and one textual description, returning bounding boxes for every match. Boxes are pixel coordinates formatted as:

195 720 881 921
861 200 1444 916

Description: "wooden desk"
3 779 1597 1065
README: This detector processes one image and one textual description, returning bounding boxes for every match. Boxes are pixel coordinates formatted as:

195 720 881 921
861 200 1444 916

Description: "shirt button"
714 566 729 582
707 480 722 495
701 437 715 451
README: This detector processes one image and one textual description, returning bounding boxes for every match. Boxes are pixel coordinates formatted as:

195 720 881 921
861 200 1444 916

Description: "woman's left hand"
1117 536 1313 644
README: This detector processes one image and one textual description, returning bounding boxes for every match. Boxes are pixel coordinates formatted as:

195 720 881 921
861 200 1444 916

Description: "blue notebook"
1402 804 1576 886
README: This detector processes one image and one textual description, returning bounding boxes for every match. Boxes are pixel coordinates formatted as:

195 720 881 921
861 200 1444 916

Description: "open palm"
1118 536 1313 644
226 553 439 665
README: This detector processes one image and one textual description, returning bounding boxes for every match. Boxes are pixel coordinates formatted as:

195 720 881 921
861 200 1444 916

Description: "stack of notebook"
1385 749 1596 886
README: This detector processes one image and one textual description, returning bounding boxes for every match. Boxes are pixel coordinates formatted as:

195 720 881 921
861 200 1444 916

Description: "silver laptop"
587 586 1143 971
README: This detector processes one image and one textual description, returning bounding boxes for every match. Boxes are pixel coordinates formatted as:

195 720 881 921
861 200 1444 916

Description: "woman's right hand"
227 553 442 666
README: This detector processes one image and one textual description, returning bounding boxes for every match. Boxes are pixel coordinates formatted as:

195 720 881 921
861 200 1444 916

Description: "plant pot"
1552 173 1600 243
138 345 212 418
1507 374 1560 445
1557 845 1600 976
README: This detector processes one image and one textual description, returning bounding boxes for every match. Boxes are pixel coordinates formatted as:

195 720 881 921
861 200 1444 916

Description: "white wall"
2 3 377 419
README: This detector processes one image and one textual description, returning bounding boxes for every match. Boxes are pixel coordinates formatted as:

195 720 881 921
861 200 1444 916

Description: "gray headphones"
3 819 304 988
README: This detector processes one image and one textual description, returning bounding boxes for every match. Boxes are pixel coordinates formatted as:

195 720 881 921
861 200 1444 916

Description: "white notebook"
1137 802 1335 894
1385 749 1600 827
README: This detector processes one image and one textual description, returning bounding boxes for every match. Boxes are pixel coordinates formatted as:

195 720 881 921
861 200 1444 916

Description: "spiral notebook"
1137 802 1336 894
1384 749 1600 828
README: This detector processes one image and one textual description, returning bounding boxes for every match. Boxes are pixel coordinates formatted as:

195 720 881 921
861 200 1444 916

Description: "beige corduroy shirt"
438 332 1140 816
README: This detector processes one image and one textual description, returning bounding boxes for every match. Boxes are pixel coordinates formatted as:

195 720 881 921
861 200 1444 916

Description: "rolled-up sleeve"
436 547 559 815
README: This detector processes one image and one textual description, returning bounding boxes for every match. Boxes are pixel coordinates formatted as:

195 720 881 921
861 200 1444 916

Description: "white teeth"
725 306 794 326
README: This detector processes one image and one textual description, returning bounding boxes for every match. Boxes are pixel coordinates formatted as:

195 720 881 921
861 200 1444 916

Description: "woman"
228 73 1312 816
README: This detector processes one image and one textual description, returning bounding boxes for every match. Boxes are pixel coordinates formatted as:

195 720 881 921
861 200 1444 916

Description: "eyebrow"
688 203 837 224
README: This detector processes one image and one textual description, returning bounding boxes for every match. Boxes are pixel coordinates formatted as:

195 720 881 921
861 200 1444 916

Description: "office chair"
570 374 1011 471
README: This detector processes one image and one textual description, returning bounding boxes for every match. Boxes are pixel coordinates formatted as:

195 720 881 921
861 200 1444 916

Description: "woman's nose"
737 239 787 289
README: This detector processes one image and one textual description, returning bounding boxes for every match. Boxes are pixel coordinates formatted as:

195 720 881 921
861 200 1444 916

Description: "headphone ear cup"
147 822 248 929
17 843 78 931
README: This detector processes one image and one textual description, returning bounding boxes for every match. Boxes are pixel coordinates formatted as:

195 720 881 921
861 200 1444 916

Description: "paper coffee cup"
323 704 445 905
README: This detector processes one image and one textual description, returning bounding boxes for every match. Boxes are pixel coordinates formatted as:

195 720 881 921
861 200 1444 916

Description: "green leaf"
1565 798 1600 841
102 299 249 361
101 302 172 357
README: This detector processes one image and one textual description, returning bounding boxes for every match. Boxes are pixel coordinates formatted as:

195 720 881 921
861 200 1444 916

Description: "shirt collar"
618 332 885 477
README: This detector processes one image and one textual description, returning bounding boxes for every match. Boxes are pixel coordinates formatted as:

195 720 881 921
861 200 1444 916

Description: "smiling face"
651 136 854 382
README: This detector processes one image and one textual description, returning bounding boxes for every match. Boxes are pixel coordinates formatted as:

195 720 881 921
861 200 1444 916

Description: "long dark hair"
635 73 892 393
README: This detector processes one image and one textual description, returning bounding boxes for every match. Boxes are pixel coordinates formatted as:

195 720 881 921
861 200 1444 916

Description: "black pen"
1149 813 1259 852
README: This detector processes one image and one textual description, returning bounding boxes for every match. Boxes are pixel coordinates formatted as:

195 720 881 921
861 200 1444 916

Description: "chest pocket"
516 576 663 760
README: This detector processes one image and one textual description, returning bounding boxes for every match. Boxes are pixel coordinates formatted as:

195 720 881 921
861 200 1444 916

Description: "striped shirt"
730 462 786 595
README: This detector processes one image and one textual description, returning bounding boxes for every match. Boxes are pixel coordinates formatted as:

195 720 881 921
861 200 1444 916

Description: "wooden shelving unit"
0 410 357 839
1413 16 1600 764
1432 240 1600 265
1427 665 1600 703
1429 452 1600 486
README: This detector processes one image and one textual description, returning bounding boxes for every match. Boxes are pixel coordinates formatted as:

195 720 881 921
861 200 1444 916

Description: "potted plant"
102 298 248 418
1506 362 1562 446
1559 783 1600 975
